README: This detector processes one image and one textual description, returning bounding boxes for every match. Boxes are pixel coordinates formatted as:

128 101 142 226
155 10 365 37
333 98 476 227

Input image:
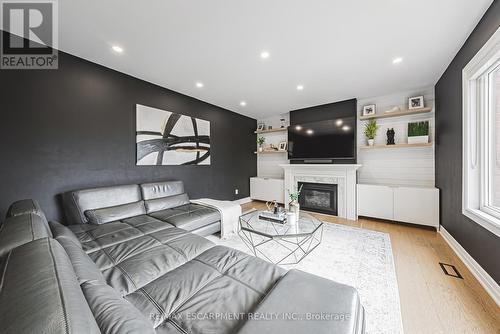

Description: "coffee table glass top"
239 210 323 238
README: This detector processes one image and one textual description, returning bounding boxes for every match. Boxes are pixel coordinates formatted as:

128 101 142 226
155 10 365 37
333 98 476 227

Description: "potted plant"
257 136 265 152
407 121 429 144
288 184 303 219
364 119 379 146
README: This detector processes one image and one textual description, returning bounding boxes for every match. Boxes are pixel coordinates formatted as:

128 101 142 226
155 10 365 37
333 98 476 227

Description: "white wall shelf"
255 114 290 179
360 143 433 149
254 151 287 154
357 87 436 187
359 107 432 120
254 128 287 134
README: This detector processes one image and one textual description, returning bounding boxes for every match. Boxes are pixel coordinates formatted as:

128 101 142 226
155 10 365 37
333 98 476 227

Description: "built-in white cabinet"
357 184 394 220
393 186 439 227
357 184 439 228
250 177 284 203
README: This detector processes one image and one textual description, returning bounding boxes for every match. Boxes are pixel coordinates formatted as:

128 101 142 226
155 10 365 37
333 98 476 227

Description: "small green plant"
288 184 303 202
257 136 265 146
408 121 429 137
364 119 379 140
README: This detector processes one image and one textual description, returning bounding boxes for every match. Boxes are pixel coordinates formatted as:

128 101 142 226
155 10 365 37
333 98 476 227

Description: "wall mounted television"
288 116 356 160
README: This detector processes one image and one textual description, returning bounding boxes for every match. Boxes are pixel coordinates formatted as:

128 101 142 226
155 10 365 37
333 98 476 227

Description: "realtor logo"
1 1 58 69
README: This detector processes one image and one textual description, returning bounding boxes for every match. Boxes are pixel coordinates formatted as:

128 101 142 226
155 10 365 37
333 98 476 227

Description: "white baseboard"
233 197 252 205
439 226 500 307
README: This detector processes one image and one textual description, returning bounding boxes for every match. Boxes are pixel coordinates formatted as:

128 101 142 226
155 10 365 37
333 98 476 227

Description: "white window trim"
462 26 500 238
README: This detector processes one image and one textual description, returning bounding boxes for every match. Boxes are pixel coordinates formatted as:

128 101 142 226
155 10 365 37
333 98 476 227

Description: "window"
462 27 500 237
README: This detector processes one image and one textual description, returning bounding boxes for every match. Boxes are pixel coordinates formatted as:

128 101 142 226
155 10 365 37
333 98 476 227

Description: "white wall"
357 86 435 187
256 113 289 178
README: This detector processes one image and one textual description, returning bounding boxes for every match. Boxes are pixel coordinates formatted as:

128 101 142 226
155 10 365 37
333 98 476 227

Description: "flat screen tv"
288 117 356 160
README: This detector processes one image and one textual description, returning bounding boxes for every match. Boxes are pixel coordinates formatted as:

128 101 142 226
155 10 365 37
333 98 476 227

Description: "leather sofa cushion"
53 234 107 285
66 216 214 295
122 214 175 234
0 213 52 256
50 220 82 247
149 203 220 231
89 227 215 295
144 193 190 213
6 198 47 220
140 180 185 200
237 269 365 334
64 184 143 224
190 221 222 236
126 245 285 332
68 216 175 253
0 238 100 334
82 281 155 334
70 221 144 253
85 201 146 224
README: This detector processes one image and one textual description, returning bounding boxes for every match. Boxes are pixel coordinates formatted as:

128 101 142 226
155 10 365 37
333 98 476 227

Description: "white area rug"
207 221 404 334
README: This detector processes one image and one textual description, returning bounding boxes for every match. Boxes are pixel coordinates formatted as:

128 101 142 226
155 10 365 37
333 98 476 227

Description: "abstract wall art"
136 104 211 165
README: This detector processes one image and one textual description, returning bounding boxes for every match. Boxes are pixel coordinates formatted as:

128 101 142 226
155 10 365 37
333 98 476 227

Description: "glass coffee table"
238 210 323 265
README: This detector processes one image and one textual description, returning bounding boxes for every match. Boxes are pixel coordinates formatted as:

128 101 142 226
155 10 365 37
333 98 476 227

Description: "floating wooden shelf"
359 107 432 120
360 142 433 149
254 127 287 134
254 150 287 154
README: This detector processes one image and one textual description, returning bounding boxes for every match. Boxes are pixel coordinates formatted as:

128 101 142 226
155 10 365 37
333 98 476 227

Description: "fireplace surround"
281 164 361 220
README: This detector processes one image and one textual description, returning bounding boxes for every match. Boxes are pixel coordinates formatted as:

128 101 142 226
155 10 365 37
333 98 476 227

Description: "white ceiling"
56 0 492 119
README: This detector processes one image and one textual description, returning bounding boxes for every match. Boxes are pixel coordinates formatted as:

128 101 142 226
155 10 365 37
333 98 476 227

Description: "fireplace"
298 182 338 216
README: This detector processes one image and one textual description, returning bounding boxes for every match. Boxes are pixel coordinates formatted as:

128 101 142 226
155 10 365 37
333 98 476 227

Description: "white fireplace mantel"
280 164 361 221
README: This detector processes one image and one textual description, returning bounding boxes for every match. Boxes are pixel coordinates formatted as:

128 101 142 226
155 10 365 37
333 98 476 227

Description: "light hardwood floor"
241 201 500 334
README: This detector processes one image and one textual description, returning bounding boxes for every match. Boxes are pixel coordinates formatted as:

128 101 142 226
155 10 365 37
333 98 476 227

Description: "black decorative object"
386 128 395 145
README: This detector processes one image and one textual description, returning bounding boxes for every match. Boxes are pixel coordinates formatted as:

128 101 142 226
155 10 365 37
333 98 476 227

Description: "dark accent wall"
289 98 357 164
0 40 256 222
435 0 500 284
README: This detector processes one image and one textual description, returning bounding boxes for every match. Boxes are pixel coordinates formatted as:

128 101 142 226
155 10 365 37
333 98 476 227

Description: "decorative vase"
258 146 264 152
368 139 374 146
289 200 300 220
287 212 297 232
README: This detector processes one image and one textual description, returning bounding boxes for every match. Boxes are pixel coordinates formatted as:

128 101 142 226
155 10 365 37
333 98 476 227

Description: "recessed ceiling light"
260 51 270 59
240 101 247 107
112 45 124 53
295 125 303 130
342 125 350 131
306 129 314 135
296 85 304 91
336 119 343 126
392 57 403 64
195 82 204 88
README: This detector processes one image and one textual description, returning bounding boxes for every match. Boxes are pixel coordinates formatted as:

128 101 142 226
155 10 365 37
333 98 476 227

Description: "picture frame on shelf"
362 104 376 116
408 96 424 110
280 118 286 128
278 141 288 151
257 123 266 131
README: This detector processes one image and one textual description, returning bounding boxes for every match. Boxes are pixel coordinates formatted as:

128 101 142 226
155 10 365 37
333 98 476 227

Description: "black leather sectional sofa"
0 180 365 333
